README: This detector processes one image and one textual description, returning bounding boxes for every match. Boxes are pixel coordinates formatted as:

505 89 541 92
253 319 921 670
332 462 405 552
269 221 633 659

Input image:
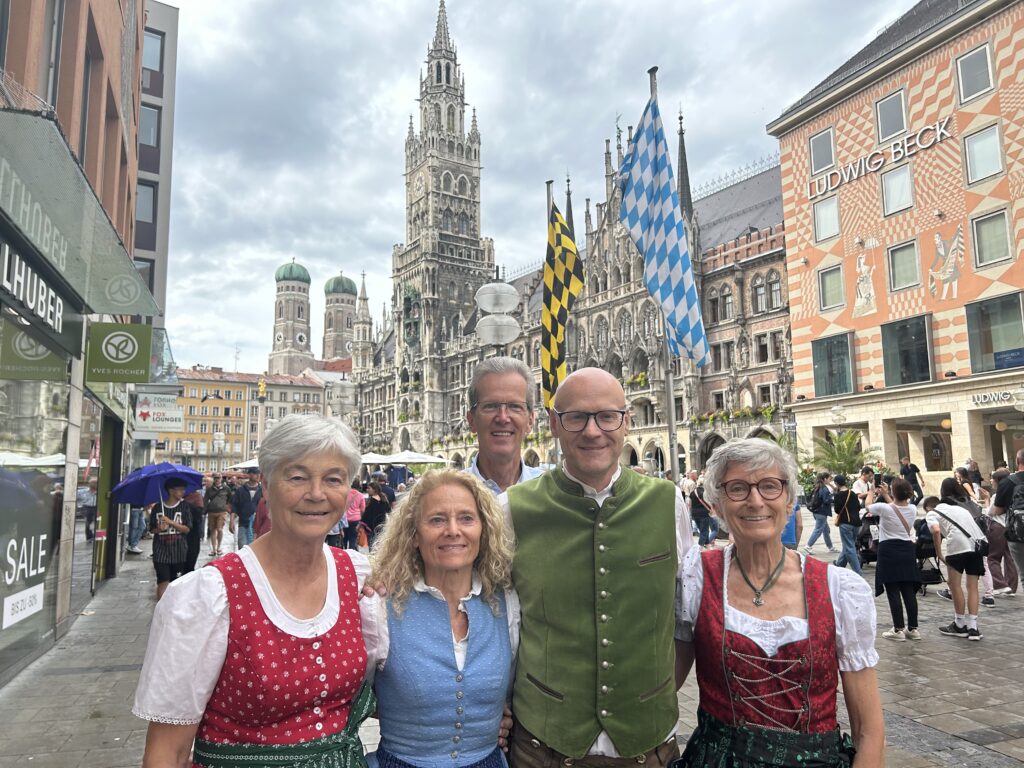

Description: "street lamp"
181 439 194 467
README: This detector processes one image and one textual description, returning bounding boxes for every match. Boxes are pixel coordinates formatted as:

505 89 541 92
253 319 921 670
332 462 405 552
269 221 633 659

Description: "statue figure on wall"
852 253 877 317
928 224 964 300
736 334 750 370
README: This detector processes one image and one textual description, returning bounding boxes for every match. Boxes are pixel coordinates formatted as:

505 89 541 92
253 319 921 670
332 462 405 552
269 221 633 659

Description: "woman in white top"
864 479 919 641
133 414 384 768
926 477 988 641
675 438 884 768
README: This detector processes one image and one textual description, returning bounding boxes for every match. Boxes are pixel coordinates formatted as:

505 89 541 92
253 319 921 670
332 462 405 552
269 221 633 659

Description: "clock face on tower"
296 332 307 345
345 341 353 353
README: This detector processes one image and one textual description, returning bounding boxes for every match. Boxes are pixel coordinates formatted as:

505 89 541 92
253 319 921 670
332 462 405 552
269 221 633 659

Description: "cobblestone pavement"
0 514 1020 767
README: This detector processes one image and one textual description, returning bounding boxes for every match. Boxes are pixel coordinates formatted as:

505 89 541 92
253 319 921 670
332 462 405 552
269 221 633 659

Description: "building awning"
0 96 160 317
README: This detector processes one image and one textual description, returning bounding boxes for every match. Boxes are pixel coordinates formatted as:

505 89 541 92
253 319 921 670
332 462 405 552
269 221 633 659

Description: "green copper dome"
325 271 358 295
275 259 311 283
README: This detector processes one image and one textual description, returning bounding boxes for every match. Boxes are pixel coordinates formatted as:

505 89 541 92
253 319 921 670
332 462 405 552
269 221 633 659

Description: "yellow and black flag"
541 203 584 408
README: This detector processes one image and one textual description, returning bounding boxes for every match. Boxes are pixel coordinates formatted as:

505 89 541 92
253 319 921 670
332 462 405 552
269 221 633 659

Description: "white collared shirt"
466 455 545 496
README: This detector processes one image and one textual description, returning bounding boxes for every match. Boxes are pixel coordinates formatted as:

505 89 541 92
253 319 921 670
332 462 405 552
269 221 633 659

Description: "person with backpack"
832 475 862 575
927 478 988 640
990 448 1024 589
803 472 837 555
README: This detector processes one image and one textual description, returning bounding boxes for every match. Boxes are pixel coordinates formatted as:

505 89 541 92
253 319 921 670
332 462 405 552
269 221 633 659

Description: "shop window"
957 44 992 103
966 292 1024 373
965 125 1002 184
813 196 839 241
887 240 919 291
973 210 1011 267
812 333 854 396
809 127 834 175
876 90 906 142
881 164 913 216
882 315 932 386
818 265 844 310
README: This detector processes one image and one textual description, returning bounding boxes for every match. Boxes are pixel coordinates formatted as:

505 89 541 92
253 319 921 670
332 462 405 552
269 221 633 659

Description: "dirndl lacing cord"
725 646 811 733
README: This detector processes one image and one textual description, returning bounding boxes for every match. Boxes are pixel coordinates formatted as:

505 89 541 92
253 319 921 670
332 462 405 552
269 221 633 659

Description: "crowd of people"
126 355 1024 768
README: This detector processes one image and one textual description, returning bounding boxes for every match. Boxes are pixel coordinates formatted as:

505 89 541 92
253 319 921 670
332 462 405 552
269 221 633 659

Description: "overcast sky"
163 0 918 373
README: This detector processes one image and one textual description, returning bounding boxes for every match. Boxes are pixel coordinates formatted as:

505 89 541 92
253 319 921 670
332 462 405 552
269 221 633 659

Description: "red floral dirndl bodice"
196 547 367 747
693 548 839 733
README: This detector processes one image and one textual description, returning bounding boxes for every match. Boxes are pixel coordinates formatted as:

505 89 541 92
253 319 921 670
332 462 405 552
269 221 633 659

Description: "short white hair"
701 438 798 508
258 414 362 482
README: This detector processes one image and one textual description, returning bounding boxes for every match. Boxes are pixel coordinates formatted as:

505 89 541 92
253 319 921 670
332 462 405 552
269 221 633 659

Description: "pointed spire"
359 271 368 300
585 197 593 235
676 108 694 229
604 138 614 202
407 115 415 138
565 172 575 240
433 0 452 51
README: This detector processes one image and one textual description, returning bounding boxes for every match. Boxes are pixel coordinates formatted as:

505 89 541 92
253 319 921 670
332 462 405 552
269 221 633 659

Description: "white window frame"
964 124 1002 185
809 127 835 176
887 239 920 291
881 164 913 216
818 265 845 311
972 209 1012 268
957 44 994 104
875 90 906 143
813 195 840 242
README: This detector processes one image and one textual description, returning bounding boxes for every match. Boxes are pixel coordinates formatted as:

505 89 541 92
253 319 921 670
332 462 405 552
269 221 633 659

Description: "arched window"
346 316 352 329
767 270 783 310
458 177 468 195
435 62 442 83
595 316 610 351
326 315 333 330
618 311 633 342
611 267 622 288
442 210 453 231
447 105 456 132
445 63 451 84
707 288 720 324
589 275 600 295
433 104 441 127
721 285 733 320
297 304 304 320
622 262 632 283
277 302 283 319
459 213 470 236
752 274 767 314
443 174 452 192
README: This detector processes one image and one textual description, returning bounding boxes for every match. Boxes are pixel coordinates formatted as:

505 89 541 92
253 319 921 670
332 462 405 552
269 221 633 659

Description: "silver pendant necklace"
734 548 787 607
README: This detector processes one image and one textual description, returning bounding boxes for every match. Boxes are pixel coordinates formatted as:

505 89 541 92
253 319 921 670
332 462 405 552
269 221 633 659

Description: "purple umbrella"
111 462 203 507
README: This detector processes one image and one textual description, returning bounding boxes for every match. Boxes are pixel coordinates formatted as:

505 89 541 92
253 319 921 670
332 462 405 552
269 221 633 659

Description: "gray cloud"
164 0 916 372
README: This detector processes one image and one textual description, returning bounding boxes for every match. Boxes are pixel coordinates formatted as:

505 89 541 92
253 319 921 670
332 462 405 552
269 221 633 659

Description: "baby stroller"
913 518 944 595
856 513 879 566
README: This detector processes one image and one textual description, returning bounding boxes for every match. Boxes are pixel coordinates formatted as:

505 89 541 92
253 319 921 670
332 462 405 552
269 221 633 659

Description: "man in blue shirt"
465 357 544 494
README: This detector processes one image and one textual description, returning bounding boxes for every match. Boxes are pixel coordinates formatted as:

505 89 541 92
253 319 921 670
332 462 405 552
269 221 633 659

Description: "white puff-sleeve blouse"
675 546 878 673
132 545 385 725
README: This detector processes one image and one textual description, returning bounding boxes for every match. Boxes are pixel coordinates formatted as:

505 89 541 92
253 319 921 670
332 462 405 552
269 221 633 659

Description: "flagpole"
543 179 562 469
646 66 681 481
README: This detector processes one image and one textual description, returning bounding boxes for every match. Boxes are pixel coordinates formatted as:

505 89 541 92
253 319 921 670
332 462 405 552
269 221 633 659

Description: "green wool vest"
508 467 678 758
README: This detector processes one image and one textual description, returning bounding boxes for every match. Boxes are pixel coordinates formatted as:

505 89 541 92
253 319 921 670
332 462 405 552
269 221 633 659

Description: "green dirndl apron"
193 682 376 768
675 708 856 768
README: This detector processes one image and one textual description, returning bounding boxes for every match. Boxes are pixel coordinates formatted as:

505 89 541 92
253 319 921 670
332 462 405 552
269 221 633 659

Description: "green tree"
811 429 878 476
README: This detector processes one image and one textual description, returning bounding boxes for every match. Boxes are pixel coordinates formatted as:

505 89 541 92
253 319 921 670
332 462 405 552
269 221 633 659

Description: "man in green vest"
505 367 692 766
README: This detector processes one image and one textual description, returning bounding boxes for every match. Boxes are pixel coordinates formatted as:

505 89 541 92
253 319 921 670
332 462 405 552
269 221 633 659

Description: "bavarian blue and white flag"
618 95 710 366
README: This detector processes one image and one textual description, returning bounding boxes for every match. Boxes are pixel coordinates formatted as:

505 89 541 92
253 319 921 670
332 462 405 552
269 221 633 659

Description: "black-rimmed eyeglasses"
554 410 627 432
718 478 787 502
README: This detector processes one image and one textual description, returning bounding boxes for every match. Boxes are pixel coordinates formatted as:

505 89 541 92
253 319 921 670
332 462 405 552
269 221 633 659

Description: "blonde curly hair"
369 469 514 616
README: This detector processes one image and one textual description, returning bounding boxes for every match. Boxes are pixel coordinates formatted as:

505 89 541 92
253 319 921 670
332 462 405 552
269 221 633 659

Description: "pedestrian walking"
150 478 192 600
986 468 1019 595
204 473 232 556
927 479 988 641
229 469 262 551
344 478 365 549
899 457 925 504
832 475 862 575
803 472 837 554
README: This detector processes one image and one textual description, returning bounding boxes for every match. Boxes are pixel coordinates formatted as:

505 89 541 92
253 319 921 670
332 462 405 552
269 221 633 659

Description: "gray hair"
258 414 362 482
702 438 798 508
468 356 534 411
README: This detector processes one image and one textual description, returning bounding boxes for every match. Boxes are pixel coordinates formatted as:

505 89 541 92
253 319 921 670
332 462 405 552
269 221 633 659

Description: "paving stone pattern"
0 518 1021 767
